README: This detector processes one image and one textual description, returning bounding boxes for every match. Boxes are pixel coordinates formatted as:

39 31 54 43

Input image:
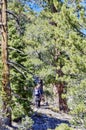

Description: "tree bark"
1 0 11 126
53 82 68 112
53 48 68 112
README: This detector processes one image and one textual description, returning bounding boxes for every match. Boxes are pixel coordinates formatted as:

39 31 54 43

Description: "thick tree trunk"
53 48 68 112
53 82 68 112
1 0 11 126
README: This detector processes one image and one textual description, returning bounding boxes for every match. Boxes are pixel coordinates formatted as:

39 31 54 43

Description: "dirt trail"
0 104 82 130
31 104 73 130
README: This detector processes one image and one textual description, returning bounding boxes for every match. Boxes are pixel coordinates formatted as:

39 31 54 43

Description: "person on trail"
38 80 43 95
33 83 42 108
38 79 45 104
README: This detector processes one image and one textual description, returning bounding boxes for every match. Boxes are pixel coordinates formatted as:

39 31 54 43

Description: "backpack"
34 88 40 96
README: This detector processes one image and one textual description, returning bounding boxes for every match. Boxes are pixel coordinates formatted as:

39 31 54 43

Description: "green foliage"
24 1 86 128
7 0 33 118
0 1 86 129
70 102 86 128
18 116 34 130
61 94 67 99
12 102 24 119
55 123 74 130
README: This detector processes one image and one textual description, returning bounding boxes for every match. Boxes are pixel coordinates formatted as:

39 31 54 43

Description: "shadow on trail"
31 112 70 130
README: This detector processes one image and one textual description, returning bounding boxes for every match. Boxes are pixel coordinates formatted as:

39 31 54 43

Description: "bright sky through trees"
27 1 43 12
27 0 86 34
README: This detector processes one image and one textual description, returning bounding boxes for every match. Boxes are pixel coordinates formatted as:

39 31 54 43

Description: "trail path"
31 104 73 130
0 104 82 130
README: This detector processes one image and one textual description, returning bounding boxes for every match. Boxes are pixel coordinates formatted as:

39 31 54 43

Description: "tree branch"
67 16 86 37
8 62 27 78
8 60 34 76
6 10 22 34
6 10 20 24
8 46 25 55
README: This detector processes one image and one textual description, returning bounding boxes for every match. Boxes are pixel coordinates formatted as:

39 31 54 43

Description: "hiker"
33 83 42 108
38 79 45 104
38 80 43 95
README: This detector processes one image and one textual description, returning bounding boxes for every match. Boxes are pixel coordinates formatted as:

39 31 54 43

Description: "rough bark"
53 82 68 112
53 48 68 112
1 0 11 126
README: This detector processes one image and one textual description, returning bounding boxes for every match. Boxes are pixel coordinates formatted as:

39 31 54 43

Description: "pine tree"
8 0 33 118
24 0 86 127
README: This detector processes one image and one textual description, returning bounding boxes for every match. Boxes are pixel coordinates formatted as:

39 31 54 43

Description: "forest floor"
0 103 83 130
9 104 72 130
31 104 72 130
30 103 83 130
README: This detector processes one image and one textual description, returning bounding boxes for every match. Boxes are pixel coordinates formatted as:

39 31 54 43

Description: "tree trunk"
53 48 68 112
1 0 11 126
53 82 68 112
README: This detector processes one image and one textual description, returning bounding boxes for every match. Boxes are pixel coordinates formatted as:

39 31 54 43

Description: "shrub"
18 116 34 130
55 123 74 130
